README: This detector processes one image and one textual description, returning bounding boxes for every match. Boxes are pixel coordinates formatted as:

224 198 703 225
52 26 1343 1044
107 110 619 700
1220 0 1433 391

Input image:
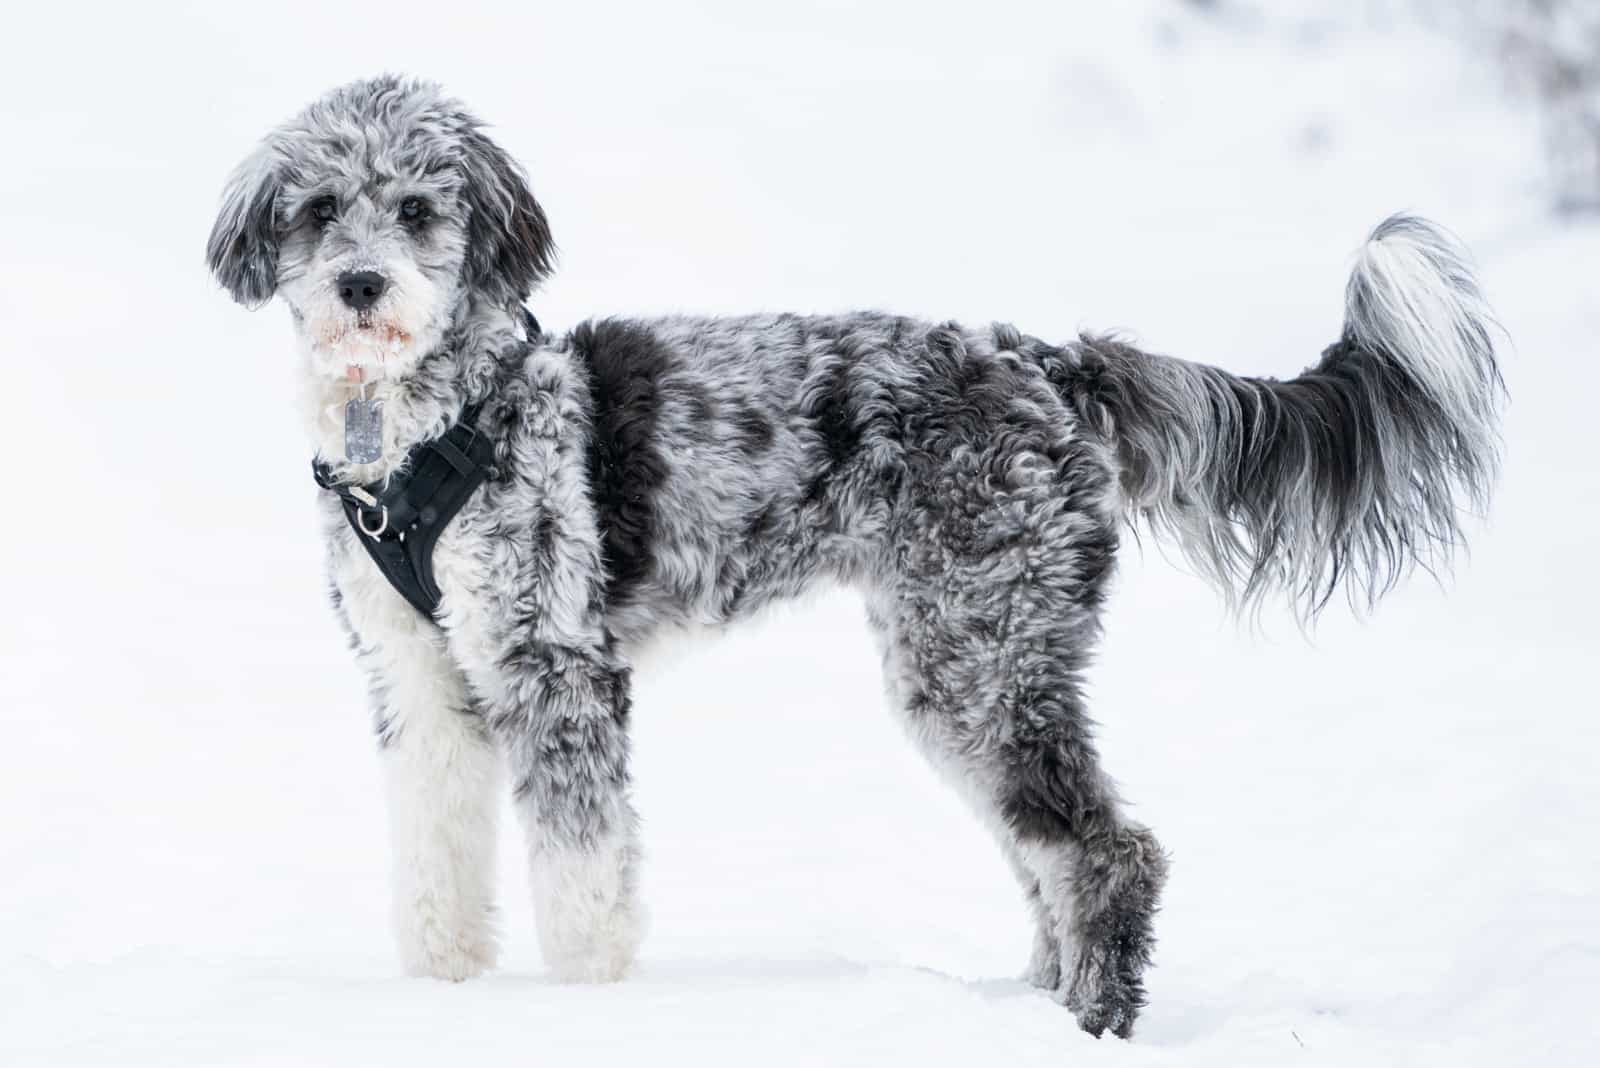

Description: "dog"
206 75 1503 1039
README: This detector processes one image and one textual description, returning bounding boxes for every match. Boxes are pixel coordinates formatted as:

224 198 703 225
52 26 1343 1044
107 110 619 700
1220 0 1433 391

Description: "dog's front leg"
484 647 644 983
378 653 501 982
334 565 501 981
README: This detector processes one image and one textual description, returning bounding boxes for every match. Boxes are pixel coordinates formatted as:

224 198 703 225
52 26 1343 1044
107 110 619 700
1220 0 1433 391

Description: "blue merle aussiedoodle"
206 75 1504 1038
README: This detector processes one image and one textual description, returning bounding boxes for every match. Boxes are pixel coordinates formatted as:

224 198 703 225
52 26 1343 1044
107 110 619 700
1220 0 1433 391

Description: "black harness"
312 402 499 620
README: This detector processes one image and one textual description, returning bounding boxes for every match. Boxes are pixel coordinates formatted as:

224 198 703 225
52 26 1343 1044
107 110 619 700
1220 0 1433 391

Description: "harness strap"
313 400 499 620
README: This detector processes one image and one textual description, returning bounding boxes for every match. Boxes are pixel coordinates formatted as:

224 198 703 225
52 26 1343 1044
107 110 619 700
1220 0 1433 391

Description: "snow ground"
1 2 1597 1065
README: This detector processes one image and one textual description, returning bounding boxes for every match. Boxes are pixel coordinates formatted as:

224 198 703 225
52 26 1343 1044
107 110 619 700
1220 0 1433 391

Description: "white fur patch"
333 530 502 981
526 828 645 983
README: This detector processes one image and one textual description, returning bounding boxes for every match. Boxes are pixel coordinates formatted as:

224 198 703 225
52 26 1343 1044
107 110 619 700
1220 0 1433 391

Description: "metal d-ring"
357 505 389 539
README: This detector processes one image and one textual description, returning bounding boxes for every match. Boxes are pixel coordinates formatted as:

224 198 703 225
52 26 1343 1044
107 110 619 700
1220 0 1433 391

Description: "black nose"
336 271 387 312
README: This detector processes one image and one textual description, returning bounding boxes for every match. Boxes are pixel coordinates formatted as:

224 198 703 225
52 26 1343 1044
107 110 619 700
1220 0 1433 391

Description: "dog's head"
206 75 553 380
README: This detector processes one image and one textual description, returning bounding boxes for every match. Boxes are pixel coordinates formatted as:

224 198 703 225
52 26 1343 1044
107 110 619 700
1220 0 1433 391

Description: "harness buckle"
356 505 389 539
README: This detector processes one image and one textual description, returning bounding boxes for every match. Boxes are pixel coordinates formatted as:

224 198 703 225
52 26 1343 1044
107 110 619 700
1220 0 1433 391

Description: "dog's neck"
300 301 525 484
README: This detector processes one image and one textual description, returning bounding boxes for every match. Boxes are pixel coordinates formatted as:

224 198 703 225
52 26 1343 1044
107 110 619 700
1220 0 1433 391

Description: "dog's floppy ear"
458 127 555 305
206 147 280 307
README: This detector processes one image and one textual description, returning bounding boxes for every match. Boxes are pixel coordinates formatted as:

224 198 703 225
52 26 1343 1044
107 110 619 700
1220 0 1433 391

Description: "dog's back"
565 311 1121 648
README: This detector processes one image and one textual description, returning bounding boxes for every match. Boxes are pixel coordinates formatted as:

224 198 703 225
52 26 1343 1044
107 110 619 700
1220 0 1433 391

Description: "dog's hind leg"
871 446 1168 1038
482 647 644 984
332 577 501 982
873 587 1167 1037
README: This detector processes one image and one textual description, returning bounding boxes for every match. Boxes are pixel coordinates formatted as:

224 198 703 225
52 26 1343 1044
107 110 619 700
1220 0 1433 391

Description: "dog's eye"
310 197 338 225
400 197 429 223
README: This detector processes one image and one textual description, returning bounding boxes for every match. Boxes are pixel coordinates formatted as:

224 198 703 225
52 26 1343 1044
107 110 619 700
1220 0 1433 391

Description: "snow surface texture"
2 2 1596 1065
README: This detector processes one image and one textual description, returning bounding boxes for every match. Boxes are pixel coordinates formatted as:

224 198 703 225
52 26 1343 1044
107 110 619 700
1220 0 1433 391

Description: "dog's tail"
1065 215 1504 619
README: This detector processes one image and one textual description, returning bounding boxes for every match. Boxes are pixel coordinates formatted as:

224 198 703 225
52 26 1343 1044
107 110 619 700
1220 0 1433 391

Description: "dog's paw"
395 901 500 982
532 839 646 984
1065 998 1129 1041
404 937 498 983
1056 823 1167 1038
540 900 644 984
1056 929 1150 1039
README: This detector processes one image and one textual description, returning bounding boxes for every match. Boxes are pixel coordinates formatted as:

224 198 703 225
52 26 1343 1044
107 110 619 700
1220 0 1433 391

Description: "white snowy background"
1 2 1596 1065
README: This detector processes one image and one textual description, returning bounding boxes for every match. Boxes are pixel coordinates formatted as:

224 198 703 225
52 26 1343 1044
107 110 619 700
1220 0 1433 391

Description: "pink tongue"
345 365 363 383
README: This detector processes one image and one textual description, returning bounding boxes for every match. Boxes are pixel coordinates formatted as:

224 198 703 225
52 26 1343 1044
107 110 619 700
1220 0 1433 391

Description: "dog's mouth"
317 316 413 352
308 314 416 379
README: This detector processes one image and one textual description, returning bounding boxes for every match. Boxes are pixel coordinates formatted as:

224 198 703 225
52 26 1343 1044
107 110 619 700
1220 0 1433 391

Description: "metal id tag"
344 390 384 464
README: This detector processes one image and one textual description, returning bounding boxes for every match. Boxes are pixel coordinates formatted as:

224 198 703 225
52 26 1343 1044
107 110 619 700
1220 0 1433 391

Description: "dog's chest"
326 501 491 651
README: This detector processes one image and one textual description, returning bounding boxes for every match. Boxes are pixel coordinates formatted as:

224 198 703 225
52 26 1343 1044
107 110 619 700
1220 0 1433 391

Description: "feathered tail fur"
1068 215 1505 619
